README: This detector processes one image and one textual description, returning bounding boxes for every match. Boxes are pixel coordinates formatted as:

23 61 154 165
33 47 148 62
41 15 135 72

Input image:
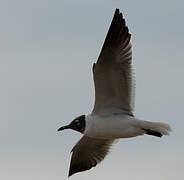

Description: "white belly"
84 114 144 139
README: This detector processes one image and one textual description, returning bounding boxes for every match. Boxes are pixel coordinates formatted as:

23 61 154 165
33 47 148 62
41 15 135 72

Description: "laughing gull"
58 8 171 177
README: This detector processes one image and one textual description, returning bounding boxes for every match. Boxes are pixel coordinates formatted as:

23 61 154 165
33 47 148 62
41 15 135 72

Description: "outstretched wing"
69 136 115 177
92 9 135 115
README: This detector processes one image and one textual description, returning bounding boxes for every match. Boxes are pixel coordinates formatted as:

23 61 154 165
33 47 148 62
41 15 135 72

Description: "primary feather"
92 8 135 115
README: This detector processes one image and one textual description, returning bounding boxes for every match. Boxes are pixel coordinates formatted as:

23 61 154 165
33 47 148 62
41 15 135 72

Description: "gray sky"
1 0 184 179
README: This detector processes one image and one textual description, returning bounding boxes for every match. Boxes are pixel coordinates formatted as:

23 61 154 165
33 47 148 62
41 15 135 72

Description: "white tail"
139 120 172 137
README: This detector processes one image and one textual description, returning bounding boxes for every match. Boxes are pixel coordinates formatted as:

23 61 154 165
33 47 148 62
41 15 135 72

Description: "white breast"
84 114 144 139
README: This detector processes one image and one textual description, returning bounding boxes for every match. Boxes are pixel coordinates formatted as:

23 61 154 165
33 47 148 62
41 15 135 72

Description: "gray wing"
92 9 135 115
69 136 114 177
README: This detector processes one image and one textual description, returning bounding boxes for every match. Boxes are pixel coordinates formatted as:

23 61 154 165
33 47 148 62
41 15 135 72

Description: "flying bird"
58 8 171 177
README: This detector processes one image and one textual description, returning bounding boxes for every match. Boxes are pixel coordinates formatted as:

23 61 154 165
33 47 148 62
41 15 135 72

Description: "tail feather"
142 128 163 137
139 121 171 137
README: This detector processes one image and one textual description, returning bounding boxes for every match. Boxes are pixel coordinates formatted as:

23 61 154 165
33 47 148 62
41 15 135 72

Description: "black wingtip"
68 165 78 177
68 161 93 177
97 8 131 63
68 167 74 177
115 8 119 12
68 171 73 177
114 8 120 17
68 168 82 177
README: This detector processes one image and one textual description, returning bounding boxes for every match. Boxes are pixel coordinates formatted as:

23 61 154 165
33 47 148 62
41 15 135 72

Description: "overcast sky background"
1 0 184 179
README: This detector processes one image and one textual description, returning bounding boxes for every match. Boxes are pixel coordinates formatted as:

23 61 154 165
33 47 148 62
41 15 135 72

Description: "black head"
58 115 85 133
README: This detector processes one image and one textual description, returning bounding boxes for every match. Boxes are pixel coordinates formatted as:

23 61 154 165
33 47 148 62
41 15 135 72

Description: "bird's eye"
76 122 80 126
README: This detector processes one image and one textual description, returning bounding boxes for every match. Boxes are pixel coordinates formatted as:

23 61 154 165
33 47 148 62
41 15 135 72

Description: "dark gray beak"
58 125 70 131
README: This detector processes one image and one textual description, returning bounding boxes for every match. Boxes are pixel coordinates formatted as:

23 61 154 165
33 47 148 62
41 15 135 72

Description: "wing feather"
92 9 135 115
69 136 114 177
